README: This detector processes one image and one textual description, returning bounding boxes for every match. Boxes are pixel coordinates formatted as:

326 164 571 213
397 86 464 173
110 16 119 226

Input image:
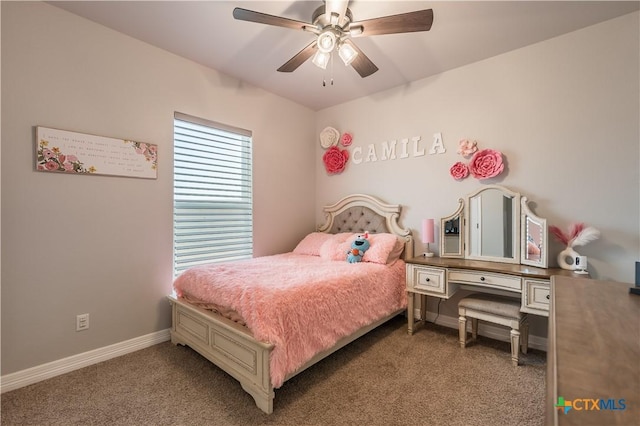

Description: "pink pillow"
385 237 406 264
293 232 334 256
363 233 403 264
319 233 353 261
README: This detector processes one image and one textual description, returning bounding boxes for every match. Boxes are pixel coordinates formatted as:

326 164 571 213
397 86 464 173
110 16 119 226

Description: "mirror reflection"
521 197 548 268
443 216 460 254
468 189 516 259
525 217 543 262
440 199 464 258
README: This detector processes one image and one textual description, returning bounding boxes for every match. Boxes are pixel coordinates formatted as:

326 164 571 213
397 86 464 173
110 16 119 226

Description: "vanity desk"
406 256 580 334
408 185 586 334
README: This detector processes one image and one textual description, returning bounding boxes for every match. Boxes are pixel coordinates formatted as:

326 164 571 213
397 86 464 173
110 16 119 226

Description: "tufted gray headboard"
327 206 389 234
316 194 413 259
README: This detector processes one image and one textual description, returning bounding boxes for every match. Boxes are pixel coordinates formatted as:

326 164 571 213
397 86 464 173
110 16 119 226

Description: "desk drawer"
407 264 446 295
448 269 521 292
523 279 550 315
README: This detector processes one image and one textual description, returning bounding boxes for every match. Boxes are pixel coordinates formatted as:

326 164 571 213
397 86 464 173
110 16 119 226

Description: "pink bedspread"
173 253 407 388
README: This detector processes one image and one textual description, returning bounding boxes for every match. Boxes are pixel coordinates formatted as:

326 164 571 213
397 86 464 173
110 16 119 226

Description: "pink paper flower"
469 149 504 179
450 162 469 180
340 132 353 147
457 139 478 157
323 146 349 174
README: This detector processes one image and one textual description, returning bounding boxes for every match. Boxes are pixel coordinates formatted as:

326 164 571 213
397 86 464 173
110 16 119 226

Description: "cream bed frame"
168 194 413 414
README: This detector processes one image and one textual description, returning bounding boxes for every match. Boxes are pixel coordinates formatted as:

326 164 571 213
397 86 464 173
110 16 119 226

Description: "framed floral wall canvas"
35 126 157 179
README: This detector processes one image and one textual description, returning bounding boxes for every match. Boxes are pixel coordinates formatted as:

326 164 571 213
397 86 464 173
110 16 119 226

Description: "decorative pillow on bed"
293 232 335 256
319 232 404 264
363 233 404 264
318 233 353 260
385 237 406 264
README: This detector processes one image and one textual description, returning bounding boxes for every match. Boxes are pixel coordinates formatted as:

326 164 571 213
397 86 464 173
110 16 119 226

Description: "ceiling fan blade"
343 40 378 78
350 9 433 37
233 7 310 31
277 41 318 73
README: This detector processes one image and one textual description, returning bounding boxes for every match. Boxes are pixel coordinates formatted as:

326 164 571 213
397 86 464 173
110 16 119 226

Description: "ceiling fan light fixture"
316 30 337 53
312 50 331 69
338 42 358 66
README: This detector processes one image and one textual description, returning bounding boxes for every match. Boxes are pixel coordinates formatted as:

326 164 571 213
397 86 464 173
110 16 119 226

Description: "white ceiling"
50 1 639 111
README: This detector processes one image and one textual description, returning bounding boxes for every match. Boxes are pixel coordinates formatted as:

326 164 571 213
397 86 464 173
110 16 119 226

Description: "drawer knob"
425 278 430 282
546 294 550 300
480 276 485 281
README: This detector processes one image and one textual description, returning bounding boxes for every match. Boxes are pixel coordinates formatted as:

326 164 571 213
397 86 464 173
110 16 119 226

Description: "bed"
168 194 413 414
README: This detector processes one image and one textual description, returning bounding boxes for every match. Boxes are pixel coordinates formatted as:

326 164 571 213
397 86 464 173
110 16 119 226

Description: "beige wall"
1 2 316 375
315 12 639 331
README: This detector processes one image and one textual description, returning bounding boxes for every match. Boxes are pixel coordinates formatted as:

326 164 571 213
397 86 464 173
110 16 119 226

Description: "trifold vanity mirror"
440 185 548 268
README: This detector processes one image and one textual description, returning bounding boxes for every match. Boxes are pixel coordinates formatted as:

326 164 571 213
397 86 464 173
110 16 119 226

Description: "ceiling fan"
232 1 434 78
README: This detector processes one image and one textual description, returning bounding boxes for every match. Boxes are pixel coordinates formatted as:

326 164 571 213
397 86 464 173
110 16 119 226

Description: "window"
173 112 253 276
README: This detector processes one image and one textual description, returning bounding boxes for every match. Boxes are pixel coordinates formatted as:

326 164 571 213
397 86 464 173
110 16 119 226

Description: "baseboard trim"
420 310 548 351
1 329 171 394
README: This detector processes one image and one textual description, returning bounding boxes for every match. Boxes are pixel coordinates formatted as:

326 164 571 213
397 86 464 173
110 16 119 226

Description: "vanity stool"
458 294 529 366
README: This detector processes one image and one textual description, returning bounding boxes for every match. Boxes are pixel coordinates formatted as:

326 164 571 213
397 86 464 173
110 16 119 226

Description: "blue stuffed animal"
347 233 371 263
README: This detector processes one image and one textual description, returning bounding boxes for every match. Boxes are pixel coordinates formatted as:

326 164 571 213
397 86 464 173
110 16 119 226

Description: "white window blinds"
173 112 253 276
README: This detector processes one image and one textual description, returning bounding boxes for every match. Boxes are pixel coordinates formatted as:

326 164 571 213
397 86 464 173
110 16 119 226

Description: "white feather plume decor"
549 223 600 248
570 226 600 247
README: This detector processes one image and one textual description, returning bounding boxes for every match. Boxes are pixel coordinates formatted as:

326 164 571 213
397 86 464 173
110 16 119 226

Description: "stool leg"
471 318 478 340
510 329 520 366
458 315 467 348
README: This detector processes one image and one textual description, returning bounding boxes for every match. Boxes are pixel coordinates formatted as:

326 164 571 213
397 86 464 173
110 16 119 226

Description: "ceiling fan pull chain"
330 52 334 85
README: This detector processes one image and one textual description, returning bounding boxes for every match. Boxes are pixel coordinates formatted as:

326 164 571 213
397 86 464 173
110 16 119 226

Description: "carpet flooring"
1 316 546 425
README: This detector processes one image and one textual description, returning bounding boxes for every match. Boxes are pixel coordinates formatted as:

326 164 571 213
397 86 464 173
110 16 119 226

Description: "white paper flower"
319 127 340 149
457 139 478 157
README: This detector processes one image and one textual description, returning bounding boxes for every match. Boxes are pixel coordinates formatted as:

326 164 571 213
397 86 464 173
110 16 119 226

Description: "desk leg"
407 292 426 335
407 291 415 334
419 294 427 323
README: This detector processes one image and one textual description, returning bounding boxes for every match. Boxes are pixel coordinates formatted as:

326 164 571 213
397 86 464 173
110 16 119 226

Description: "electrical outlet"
76 313 89 331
